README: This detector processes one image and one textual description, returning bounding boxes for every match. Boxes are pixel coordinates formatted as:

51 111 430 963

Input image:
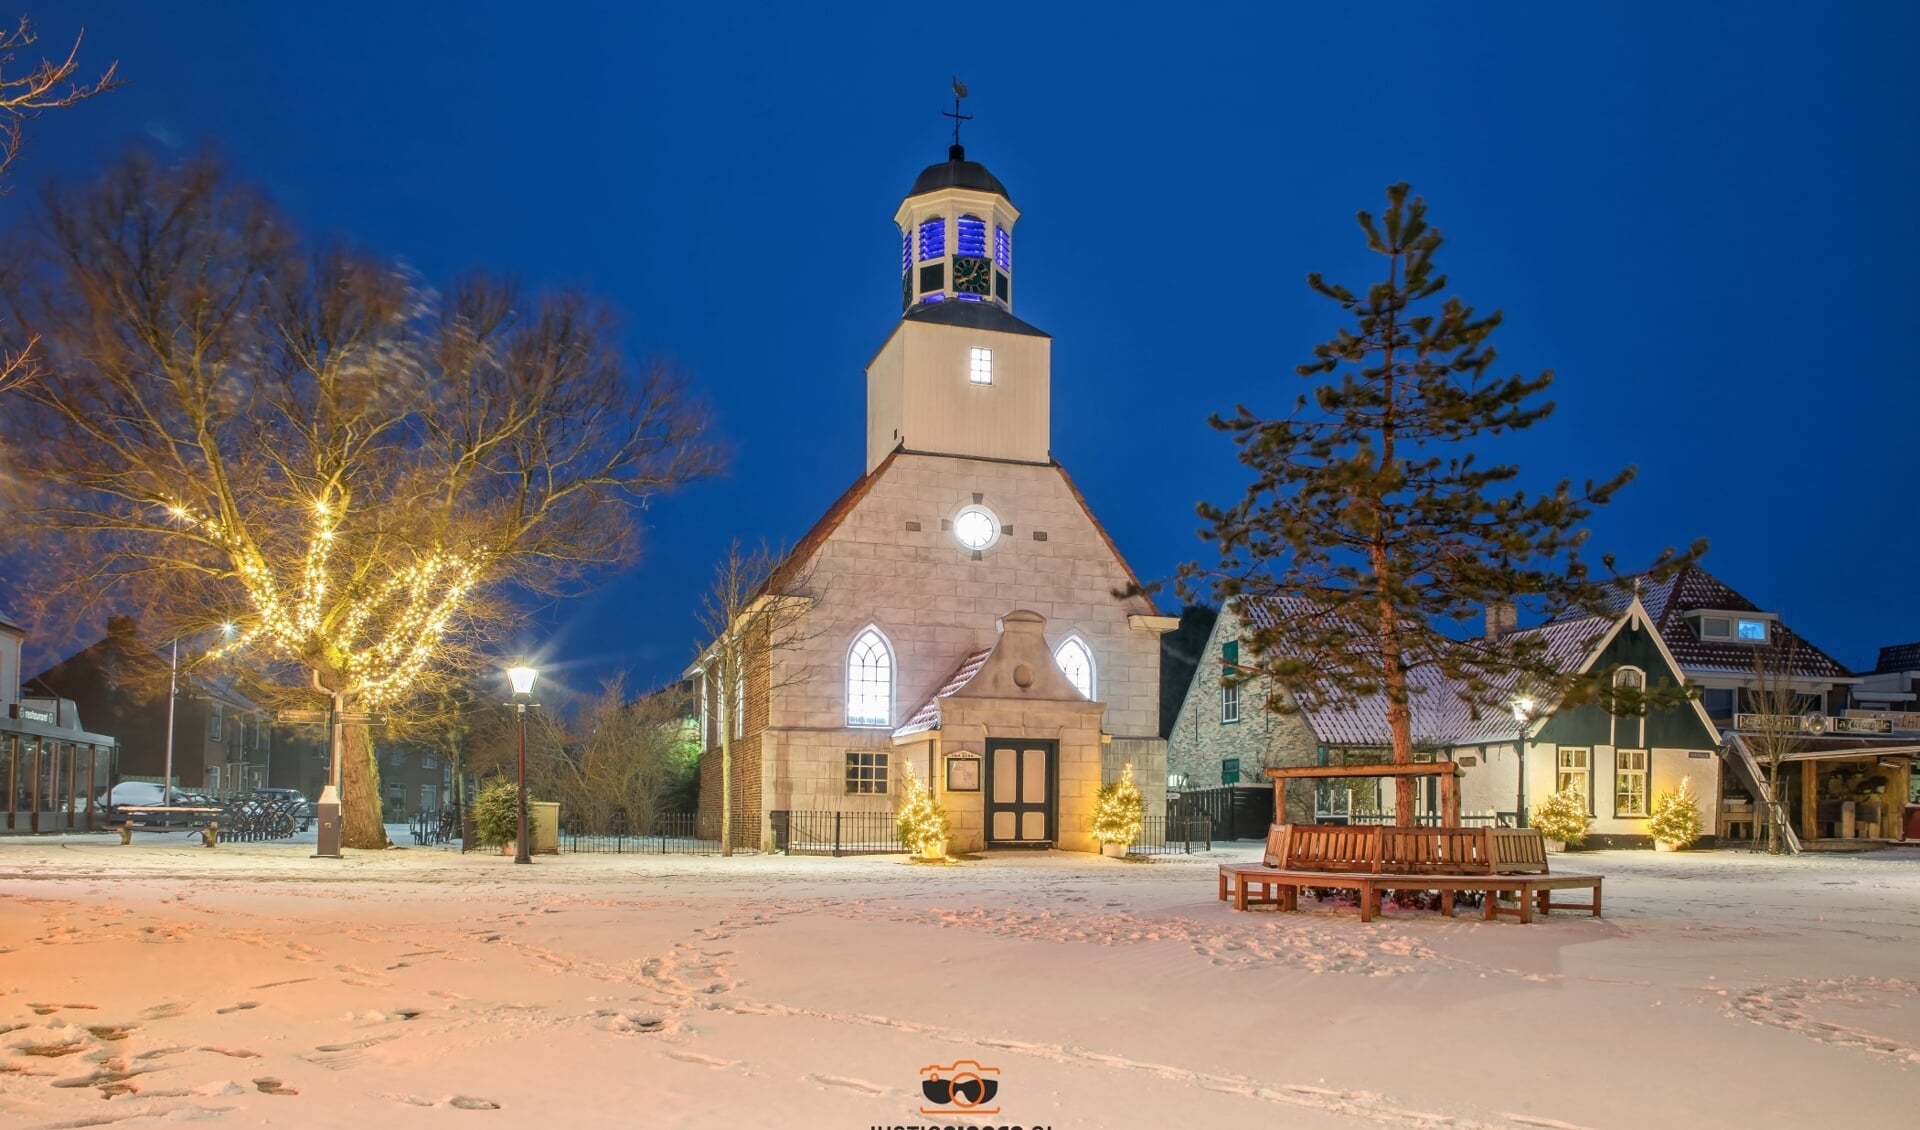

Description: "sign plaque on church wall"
946 754 981 792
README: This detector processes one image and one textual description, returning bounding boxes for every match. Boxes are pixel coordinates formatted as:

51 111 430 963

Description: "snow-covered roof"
1233 595 1615 748
892 648 993 738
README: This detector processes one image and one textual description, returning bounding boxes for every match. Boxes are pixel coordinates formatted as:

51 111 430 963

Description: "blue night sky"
10 2 1919 701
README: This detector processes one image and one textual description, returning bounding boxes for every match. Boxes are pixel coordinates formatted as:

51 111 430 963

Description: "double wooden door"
985 739 1056 845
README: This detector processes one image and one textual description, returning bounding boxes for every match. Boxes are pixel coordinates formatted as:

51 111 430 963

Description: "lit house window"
1557 747 1591 805
969 347 993 384
1736 618 1768 642
1615 749 1649 817
1054 638 1094 699
845 751 889 795
1221 681 1240 724
847 628 893 727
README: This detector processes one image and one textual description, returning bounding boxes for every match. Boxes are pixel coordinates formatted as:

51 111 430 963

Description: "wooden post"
1440 771 1461 826
1801 760 1818 841
1273 778 1287 825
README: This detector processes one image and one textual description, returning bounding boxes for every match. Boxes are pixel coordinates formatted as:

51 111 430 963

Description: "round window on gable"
953 505 999 551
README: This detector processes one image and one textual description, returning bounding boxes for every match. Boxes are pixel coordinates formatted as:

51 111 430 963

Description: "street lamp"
1510 696 1536 829
160 622 238 808
507 665 538 865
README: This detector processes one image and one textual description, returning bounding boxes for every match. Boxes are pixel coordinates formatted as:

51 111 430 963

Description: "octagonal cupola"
895 143 1020 313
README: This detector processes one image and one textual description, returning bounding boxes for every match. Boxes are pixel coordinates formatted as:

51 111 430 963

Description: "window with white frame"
209 706 222 742
847 628 893 727
732 659 744 739
1054 638 1094 699
1615 749 1649 817
698 672 709 744
1614 666 1644 690
1221 680 1241 724
1557 747 1591 805
968 346 993 384
845 750 889 794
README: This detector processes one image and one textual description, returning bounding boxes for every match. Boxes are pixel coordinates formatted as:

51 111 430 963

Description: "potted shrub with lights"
474 777 521 855
895 763 951 862
1530 786 1590 852
1648 777 1702 852
1091 763 1145 859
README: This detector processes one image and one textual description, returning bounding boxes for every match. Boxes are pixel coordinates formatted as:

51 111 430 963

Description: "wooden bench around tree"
1217 824 1603 924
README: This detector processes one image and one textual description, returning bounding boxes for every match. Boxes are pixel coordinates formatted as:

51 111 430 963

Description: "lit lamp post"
161 622 236 808
1510 696 1536 829
507 665 538 865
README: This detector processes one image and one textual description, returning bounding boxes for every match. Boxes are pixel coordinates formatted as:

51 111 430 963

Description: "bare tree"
0 16 117 398
1744 638 1812 854
695 540 820 855
0 153 720 848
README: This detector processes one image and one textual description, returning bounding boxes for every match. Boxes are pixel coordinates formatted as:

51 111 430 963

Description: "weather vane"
942 76 972 150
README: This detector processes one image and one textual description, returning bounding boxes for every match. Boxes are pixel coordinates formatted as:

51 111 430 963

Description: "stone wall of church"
751 452 1168 846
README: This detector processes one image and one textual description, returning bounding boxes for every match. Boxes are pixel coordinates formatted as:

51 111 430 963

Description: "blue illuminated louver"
921 292 946 303
901 231 910 275
957 215 987 258
956 293 982 301
995 226 1011 271
917 218 945 261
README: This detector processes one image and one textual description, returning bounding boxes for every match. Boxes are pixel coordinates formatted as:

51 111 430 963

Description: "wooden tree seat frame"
1217 824 1603 924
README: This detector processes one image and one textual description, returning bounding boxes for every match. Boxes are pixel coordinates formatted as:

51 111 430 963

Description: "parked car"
251 788 314 831
79 781 200 828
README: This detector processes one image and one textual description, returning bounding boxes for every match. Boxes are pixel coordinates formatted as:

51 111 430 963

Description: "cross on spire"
941 76 972 157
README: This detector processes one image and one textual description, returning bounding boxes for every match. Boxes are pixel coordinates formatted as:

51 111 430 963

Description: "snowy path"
2 839 1917 1128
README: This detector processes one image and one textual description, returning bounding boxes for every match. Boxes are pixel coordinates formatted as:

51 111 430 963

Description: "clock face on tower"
953 256 992 295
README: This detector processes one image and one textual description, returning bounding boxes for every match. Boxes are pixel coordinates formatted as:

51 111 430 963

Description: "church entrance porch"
986 738 1056 846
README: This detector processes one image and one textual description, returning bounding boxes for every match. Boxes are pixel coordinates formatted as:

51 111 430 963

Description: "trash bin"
313 785 342 859
530 801 560 854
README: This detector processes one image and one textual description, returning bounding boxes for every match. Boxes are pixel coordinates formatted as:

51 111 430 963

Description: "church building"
694 139 1176 853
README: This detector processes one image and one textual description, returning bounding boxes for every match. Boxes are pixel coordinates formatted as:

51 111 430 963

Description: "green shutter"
1221 757 1241 785
1222 640 1239 666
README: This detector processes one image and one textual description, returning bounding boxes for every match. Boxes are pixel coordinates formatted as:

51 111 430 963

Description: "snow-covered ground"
2 834 1916 1129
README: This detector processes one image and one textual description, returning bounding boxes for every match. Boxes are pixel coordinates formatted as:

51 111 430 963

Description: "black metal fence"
560 810 721 855
770 810 903 856
1169 784 1275 842
1126 815 1212 856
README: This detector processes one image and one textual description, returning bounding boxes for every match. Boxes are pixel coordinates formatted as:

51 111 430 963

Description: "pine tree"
1091 763 1145 847
895 762 951 859
1649 777 1702 848
1186 184 1702 825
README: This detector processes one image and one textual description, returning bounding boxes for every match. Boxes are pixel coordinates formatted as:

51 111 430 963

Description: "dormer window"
969 347 993 385
1691 610 1772 643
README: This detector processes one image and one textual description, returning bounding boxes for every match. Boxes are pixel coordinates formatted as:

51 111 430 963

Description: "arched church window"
1055 637 1094 700
917 217 946 261
847 628 894 727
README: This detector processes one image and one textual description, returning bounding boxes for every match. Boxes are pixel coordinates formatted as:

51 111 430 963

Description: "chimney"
1484 601 1519 641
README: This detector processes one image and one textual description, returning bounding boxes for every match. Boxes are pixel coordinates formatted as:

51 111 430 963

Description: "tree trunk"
1374 583 1417 827
719 699 733 857
339 721 388 850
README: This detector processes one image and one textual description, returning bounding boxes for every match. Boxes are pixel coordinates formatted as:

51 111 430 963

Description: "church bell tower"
866 128 1053 473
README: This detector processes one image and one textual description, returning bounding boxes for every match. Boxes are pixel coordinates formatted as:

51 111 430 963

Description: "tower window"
917 217 946 261
968 347 993 385
957 214 987 258
995 225 1012 271
847 628 894 727
901 230 911 276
